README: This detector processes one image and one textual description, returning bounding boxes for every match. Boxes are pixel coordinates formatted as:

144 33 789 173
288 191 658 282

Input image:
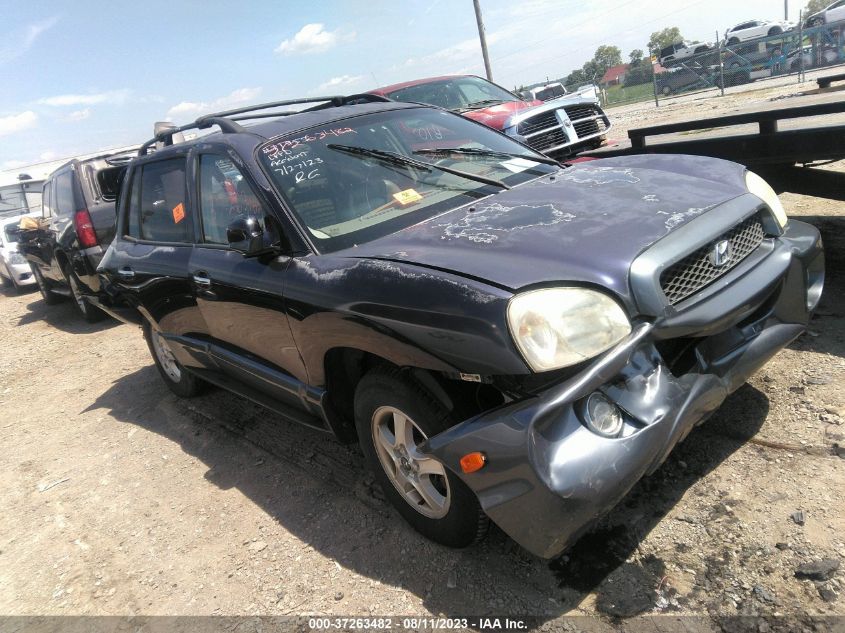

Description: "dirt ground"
1 81 844 630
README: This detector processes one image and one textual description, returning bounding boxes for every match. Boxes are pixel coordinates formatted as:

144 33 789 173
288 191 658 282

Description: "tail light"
74 209 98 248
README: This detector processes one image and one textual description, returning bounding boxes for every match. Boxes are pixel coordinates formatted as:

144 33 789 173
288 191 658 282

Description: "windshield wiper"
466 99 506 108
413 146 561 166
327 144 510 190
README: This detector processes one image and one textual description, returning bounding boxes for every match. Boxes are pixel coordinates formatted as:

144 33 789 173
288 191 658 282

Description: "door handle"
117 267 135 280
192 272 212 288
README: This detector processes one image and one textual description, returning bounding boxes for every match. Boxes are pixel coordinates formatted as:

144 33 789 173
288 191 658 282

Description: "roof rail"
138 93 394 156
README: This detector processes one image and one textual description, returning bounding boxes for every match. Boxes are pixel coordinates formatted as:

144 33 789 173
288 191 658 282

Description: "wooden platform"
585 91 845 167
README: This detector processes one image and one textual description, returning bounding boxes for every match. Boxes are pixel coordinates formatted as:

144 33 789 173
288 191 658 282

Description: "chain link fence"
653 20 845 102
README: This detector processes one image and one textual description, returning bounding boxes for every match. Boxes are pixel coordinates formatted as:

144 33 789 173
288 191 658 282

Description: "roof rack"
138 93 392 156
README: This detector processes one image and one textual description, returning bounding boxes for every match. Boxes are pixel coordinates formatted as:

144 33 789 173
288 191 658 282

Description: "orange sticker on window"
172 202 185 224
392 189 423 205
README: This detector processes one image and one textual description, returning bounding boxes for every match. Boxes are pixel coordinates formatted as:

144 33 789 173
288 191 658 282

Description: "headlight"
746 171 788 229
8 252 26 265
507 287 632 372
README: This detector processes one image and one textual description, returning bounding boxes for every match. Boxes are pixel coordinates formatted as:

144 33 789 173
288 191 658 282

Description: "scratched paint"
438 202 576 244
557 166 640 185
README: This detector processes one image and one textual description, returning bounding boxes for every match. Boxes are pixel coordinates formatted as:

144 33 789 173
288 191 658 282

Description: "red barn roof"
601 64 630 84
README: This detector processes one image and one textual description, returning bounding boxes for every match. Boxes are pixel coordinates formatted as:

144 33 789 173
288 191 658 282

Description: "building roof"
601 64 630 84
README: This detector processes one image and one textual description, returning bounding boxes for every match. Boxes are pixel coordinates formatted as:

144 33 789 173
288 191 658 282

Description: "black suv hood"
345 155 751 304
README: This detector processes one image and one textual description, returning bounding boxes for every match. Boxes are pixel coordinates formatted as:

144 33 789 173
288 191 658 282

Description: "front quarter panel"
284 255 527 385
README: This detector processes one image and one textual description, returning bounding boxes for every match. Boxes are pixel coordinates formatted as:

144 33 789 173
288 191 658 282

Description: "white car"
724 19 794 45
805 0 845 26
0 214 38 291
658 41 712 66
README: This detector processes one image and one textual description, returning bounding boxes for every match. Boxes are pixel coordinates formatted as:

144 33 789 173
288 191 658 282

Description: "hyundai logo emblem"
710 239 732 267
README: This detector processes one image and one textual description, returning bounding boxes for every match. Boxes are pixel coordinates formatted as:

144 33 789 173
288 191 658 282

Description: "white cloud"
1 159 28 170
316 74 364 92
38 90 130 107
67 109 91 121
39 150 58 161
0 111 37 137
0 16 59 65
166 87 263 119
275 23 355 55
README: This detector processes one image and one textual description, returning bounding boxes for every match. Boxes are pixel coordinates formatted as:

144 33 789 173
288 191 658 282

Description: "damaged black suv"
97 96 824 558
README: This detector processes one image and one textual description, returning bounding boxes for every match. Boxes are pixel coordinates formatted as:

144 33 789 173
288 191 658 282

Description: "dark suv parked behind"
98 97 823 559
20 149 135 321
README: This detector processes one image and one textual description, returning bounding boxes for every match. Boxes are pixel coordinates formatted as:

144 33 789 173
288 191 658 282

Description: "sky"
0 0 806 170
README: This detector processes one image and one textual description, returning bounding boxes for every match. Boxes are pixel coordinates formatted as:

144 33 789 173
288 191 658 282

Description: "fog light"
583 392 623 437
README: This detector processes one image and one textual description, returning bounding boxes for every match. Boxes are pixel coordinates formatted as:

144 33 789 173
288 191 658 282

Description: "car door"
187 148 315 416
99 153 211 368
828 0 845 22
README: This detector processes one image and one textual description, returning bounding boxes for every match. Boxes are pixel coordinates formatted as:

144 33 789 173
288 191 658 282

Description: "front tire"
144 321 205 397
354 367 488 548
66 269 104 322
768 26 783 36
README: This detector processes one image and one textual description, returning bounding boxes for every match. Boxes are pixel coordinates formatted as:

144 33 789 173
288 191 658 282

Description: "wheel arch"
322 347 505 445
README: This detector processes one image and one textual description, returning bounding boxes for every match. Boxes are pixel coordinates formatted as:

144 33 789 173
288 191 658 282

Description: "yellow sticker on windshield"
392 189 423 206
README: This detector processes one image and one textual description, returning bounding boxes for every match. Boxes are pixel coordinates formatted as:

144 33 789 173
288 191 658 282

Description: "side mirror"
227 216 265 255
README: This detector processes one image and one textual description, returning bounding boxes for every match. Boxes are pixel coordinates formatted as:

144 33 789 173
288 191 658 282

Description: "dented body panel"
97 100 825 558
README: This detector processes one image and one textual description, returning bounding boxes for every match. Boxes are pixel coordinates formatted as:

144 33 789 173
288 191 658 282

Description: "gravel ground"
0 84 843 629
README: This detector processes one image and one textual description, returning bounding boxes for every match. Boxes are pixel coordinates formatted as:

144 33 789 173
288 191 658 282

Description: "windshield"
3 222 20 243
534 85 566 101
258 108 557 252
384 76 518 111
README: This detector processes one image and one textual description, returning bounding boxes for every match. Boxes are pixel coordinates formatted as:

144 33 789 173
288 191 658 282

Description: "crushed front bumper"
425 220 823 558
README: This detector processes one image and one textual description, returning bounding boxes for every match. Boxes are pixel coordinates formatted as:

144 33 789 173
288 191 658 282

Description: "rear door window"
127 158 191 243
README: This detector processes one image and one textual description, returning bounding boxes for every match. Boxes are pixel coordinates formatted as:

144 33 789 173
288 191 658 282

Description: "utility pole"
473 0 494 81
785 0 788 20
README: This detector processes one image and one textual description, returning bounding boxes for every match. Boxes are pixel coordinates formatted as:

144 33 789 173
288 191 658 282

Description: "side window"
42 181 53 219
55 171 75 217
198 153 265 245
133 158 191 243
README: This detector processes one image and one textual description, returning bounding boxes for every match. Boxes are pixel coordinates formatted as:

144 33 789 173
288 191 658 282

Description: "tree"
803 0 828 15
592 45 623 75
564 68 588 89
629 48 644 67
648 27 683 54
623 63 654 87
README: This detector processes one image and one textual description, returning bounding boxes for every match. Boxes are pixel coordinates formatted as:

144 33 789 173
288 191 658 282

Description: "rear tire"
144 321 205 397
354 367 489 548
32 266 62 305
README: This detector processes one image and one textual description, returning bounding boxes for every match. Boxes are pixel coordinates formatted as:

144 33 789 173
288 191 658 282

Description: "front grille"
563 104 601 121
525 128 569 151
660 214 766 305
517 111 559 136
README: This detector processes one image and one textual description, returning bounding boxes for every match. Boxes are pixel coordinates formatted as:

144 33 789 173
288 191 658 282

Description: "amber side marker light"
460 452 487 473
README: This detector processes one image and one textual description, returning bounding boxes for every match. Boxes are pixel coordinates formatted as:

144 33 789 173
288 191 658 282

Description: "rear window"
54 171 75 217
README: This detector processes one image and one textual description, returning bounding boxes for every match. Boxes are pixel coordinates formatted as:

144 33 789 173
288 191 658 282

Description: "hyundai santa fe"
96 95 824 558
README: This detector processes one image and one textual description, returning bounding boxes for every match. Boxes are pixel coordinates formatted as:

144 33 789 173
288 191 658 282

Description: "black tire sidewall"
354 368 486 548
33 268 61 305
143 321 204 398
66 270 104 322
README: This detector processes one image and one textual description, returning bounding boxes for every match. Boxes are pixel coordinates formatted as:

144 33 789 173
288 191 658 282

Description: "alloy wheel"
151 331 182 382
370 405 451 519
